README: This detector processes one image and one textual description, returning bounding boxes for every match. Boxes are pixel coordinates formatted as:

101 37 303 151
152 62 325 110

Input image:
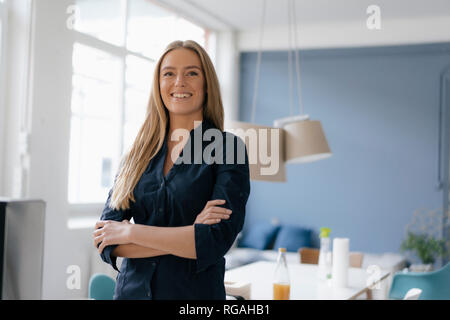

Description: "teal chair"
88 273 116 300
389 263 450 300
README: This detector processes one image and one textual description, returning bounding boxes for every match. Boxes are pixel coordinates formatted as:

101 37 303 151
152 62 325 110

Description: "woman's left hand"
93 220 133 254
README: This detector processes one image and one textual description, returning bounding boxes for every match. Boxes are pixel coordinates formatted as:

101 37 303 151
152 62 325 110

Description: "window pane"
123 89 146 153
127 0 206 59
123 55 153 152
125 54 155 92
72 43 121 81
71 44 122 118
68 116 117 203
69 43 122 204
74 0 125 46
124 88 147 123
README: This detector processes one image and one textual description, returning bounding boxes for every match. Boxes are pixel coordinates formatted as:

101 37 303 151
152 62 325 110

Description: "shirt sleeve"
194 133 250 273
98 186 133 272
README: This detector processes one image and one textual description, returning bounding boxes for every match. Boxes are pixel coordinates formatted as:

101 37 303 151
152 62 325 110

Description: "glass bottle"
273 247 290 300
318 227 332 281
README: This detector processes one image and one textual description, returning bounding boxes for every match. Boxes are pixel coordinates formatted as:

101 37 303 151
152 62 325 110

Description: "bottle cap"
319 227 331 238
278 248 286 253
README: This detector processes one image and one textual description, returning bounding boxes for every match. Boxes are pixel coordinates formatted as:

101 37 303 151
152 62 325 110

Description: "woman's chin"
167 105 203 117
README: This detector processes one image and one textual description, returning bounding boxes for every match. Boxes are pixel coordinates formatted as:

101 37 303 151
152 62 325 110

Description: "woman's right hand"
194 199 232 225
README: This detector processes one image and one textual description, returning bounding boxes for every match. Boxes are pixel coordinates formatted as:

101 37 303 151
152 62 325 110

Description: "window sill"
67 216 98 230
67 202 103 229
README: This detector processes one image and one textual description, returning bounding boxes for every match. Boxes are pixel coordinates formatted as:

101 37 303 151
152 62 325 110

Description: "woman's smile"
170 92 193 101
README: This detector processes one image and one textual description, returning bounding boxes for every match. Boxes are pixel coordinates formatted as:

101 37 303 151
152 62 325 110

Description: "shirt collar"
165 118 216 137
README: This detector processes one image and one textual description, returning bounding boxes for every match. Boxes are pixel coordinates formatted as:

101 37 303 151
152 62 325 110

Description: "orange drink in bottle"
273 283 290 300
273 248 290 300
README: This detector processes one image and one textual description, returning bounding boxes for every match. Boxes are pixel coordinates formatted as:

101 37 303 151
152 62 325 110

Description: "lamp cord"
250 0 266 124
287 0 294 116
251 0 304 123
291 0 304 116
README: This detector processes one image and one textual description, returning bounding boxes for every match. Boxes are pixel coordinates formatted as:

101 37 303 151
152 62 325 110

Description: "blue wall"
238 43 450 254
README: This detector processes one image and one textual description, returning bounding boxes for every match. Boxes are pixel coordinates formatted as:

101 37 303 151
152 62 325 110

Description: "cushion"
238 222 280 250
273 225 312 252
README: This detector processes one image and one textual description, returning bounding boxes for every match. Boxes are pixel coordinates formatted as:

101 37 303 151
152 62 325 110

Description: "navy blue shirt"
99 119 250 300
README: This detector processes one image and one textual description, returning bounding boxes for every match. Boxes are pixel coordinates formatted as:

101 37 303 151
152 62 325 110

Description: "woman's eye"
162 71 198 77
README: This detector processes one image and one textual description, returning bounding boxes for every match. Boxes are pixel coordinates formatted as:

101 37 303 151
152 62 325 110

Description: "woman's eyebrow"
161 65 202 71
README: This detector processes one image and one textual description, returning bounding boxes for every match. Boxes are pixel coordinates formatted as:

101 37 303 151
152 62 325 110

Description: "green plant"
400 232 448 264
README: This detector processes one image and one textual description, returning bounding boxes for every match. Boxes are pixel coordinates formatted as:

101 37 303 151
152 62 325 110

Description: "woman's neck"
168 112 203 138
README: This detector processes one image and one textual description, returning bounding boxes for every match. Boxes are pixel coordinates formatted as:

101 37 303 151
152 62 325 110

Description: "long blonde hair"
109 40 224 210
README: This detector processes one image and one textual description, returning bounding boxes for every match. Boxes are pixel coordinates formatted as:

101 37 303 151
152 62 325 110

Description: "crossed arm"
93 199 232 259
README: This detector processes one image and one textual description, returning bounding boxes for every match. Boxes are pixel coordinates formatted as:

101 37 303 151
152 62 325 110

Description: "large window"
0 0 6 195
68 0 207 205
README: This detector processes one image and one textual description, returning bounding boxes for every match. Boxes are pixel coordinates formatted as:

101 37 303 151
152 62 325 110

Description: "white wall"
238 16 450 51
214 30 240 128
2 0 33 199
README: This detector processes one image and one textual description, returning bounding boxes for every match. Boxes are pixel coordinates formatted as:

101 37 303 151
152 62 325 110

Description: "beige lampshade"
225 121 286 182
282 119 332 163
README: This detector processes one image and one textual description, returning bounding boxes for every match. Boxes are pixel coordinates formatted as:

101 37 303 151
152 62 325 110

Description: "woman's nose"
175 74 186 86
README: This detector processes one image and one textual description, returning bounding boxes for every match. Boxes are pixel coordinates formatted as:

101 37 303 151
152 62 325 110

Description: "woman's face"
159 48 206 117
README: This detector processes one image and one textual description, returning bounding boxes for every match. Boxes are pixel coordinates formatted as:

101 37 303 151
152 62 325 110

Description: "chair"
349 252 364 268
88 273 116 300
299 248 319 264
88 273 244 300
389 263 450 300
298 247 364 268
403 288 422 300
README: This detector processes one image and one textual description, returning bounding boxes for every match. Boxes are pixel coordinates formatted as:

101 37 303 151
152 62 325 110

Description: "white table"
225 261 391 300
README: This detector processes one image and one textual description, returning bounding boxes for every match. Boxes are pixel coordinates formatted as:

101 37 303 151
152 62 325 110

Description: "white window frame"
68 0 211 219
0 0 8 196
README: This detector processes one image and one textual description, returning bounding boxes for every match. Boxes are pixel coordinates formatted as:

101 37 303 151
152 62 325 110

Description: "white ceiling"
158 0 450 31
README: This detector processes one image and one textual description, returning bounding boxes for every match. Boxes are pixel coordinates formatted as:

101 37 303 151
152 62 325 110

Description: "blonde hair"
109 40 224 210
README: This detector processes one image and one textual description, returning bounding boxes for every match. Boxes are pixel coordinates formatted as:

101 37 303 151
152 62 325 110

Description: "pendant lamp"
273 0 332 164
274 114 331 163
227 121 286 182
227 0 286 182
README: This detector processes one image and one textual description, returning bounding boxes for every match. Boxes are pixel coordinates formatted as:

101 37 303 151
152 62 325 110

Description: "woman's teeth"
172 93 192 98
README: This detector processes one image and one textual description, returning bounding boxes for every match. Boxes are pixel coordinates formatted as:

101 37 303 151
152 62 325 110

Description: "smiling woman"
94 40 250 300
